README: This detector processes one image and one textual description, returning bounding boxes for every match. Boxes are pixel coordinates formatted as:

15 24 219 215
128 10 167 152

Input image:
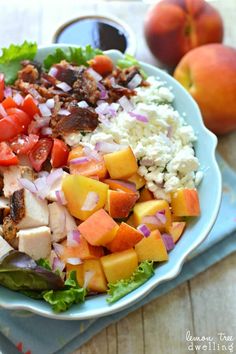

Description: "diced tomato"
6 108 31 129
10 134 39 155
1 96 18 110
0 74 5 102
0 107 32 142
0 142 19 166
51 138 69 168
88 55 113 76
21 94 40 117
0 116 21 141
28 138 53 171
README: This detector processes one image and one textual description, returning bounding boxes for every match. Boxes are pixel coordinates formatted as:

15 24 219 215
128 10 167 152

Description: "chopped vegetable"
0 41 37 84
0 251 64 291
0 142 19 166
42 271 86 313
106 261 154 303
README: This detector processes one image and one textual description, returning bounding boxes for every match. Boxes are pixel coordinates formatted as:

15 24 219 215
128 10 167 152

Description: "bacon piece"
53 106 99 134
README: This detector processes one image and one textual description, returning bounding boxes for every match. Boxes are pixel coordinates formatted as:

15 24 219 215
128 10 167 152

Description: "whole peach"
144 0 224 68
174 44 236 135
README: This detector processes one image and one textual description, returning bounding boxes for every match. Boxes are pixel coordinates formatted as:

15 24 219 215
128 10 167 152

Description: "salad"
0 42 202 313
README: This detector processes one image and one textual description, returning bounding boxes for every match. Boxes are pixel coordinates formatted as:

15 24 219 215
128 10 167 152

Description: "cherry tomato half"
1 96 18 110
88 55 113 76
0 108 32 142
51 139 69 168
0 142 19 166
21 94 40 117
10 134 39 155
28 138 53 171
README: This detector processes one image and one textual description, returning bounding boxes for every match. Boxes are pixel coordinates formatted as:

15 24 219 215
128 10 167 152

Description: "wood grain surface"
0 1 235 353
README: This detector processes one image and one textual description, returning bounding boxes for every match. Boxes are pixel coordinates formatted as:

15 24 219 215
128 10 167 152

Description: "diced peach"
68 145 107 179
106 190 138 219
101 248 138 283
127 173 146 190
78 209 118 246
62 175 108 220
126 213 135 227
135 230 168 262
104 147 138 179
103 179 136 194
133 200 172 232
106 222 143 252
66 258 107 293
61 237 104 261
171 189 200 216
167 222 186 243
138 188 154 202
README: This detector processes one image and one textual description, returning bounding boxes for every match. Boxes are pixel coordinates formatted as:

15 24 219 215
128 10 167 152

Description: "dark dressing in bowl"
53 17 130 53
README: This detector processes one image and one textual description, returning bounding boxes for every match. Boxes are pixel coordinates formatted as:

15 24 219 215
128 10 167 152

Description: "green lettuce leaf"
117 53 147 79
42 271 86 313
36 258 52 271
0 41 37 84
106 261 154 304
43 45 102 70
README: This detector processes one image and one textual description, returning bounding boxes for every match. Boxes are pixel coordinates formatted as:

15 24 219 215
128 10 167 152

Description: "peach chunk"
126 213 135 227
78 209 118 246
133 200 172 232
66 258 107 293
103 179 136 194
127 173 146 190
62 175 108 220
171 189 200 216
167 222 186 243
68 145 107 179
101 248 138 283
138 188 154 202
135 230 168 262
61 237 104 261
106 222 143 252
106 190 138 219
104 147 138 179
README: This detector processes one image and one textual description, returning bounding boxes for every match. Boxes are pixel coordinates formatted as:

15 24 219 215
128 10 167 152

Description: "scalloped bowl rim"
0 46 222 320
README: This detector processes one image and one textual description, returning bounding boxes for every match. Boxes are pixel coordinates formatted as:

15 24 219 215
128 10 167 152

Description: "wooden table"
1 1 235 353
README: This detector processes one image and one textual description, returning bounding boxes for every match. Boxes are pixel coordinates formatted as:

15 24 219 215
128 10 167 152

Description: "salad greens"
106 261 154 304
0 41 37 84
117 53 147 79
43 45 102 69
0 251 64 291
42 271 86 313
22 271 86 313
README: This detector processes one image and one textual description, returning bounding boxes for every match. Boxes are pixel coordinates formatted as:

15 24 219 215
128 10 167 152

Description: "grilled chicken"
48 202 77 242
0 235 13 259
2 216 18 248
2 166 35 198
46 171 69 202
10 189 49 229
17 226 51 260
0 197 10 223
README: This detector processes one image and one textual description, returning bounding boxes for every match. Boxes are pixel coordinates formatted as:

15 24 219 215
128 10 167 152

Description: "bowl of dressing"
52 15 136 55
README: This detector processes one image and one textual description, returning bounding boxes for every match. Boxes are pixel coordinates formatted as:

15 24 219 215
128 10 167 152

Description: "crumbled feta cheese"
65 75 202 198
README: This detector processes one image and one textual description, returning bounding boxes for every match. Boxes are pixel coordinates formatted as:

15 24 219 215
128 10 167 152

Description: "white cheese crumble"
64 76 202 200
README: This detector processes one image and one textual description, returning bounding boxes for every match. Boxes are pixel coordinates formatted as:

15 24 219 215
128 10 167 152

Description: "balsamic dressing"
54 18 128 53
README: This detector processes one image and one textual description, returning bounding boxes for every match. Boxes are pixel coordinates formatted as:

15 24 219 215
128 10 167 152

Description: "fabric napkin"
0 154 236 354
